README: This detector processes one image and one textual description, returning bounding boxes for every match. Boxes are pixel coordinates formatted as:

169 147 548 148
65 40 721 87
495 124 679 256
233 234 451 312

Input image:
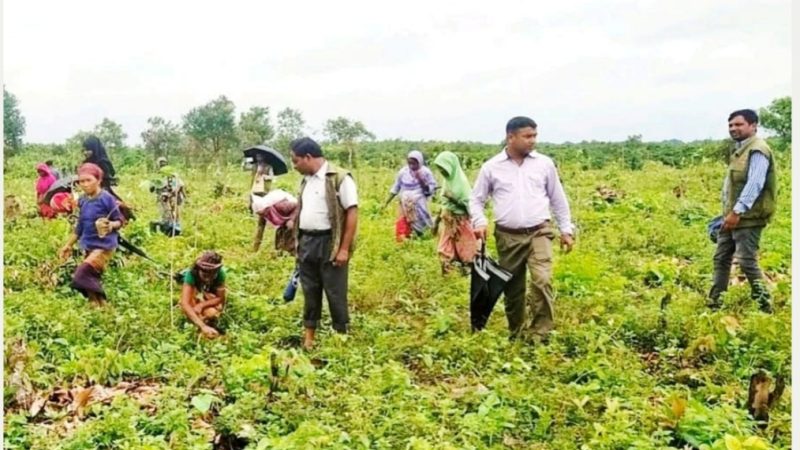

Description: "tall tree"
182 95 238 165
238 106 274 148
141 116 182 162
273 107 306 152
93 118 128 150
759 96 792 143
3 87 26 155
323 116 375 167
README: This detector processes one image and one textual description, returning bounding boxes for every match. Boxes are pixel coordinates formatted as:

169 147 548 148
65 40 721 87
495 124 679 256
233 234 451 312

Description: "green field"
3 148 792 449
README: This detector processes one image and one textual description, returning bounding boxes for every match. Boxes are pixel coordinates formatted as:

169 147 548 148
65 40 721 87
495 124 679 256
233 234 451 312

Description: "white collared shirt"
299 161 358 230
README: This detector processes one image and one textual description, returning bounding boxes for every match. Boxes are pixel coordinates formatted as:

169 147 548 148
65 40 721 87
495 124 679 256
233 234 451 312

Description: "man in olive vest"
708 109 777 313
289 137 358 349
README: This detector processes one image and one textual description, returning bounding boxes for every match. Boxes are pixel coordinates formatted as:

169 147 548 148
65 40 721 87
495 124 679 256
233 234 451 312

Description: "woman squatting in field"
251 189 299 253
177 251 228 339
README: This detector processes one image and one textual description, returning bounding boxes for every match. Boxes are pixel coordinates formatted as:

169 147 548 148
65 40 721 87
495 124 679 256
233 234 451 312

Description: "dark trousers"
710 226 770 302
297 233 349 332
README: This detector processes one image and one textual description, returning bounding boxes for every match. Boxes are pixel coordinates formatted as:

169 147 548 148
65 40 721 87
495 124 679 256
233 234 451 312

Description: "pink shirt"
469 149 574 234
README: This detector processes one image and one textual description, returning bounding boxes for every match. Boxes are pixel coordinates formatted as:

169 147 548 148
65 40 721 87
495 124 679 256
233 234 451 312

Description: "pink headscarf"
77 163 104 181
35 163 57 198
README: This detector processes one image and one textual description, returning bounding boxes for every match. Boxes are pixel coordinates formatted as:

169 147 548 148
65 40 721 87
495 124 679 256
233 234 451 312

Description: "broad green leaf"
190 393 216 414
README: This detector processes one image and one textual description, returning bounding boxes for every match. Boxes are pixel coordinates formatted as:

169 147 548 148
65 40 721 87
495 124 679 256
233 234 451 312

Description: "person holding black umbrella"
251 151 275 195
470 116 575 342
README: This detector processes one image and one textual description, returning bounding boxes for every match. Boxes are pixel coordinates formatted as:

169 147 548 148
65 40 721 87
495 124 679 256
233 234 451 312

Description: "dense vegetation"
3 141 792 449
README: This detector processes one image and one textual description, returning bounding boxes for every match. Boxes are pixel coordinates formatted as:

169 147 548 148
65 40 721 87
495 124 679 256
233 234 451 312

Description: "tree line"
3 91 376 166
4 87 792 170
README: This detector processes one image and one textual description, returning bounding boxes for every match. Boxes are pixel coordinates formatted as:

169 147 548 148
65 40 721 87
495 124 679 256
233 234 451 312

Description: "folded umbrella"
118 236 159 265
469 241 513 331
282 267 300 302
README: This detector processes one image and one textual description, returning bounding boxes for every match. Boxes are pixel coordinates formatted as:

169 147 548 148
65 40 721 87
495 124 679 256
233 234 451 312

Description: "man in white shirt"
470 116 575 342
289 137 358 350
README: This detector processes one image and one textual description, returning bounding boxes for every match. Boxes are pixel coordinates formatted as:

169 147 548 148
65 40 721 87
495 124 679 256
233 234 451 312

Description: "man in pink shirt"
470 116 575 341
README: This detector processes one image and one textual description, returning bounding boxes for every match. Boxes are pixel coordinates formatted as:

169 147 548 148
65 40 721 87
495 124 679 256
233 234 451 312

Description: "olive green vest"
725 137 777 228
294 162 357 261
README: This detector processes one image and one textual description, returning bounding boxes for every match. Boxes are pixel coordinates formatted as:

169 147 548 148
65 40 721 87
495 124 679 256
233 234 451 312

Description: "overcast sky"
2 0 792 145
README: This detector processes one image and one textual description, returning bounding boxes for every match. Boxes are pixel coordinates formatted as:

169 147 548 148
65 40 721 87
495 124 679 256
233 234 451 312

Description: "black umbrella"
243 145 289 176
42 175 78 204
470 242 513 331
117 236 176 279
118 236 159 265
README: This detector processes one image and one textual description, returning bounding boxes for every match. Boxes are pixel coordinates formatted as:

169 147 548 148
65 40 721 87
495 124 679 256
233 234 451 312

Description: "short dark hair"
506 116 538 134
290 137 323 157
728 109 759 124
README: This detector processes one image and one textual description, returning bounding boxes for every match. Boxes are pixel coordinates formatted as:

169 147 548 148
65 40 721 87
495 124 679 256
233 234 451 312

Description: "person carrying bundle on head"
251 189 299 253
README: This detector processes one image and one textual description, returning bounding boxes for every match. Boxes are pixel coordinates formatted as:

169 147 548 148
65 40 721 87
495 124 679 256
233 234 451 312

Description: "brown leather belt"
495 221 549 235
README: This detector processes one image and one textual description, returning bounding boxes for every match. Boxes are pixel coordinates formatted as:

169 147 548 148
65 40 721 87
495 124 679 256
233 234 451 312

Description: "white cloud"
2 0 792 145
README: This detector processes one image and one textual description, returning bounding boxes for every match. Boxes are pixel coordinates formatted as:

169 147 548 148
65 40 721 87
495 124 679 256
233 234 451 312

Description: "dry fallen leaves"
192 418 216 442
11 380 163 422
670 397 687 421
69 386 94 417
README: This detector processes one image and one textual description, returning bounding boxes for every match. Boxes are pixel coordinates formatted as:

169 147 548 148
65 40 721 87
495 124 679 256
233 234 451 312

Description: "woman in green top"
433 152 478 274
178 251 227 338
